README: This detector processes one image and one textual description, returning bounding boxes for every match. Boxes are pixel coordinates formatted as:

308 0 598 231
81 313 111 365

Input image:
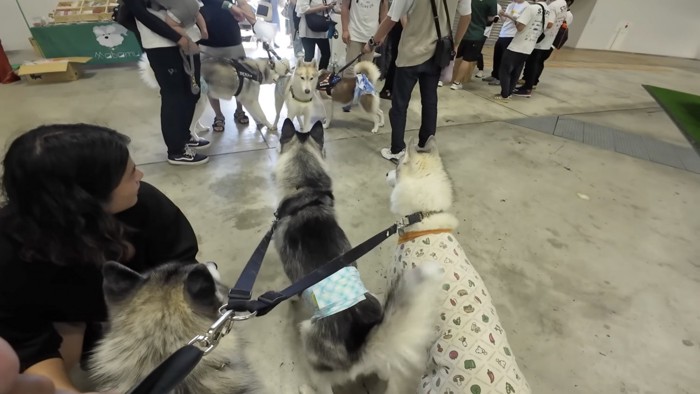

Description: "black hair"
1 124 133 266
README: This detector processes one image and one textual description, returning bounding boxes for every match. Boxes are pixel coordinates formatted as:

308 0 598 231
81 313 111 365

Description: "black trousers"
381 22 403 93
301 37 330 70
522 48 553 89
477 52 484 71
498 49 529 98
490 37 513 79
145 47 201 155
389 59 440 153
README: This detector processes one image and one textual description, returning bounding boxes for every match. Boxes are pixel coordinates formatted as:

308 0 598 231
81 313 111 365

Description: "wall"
0 0 57 51
572 0 700 59
566 0 597 49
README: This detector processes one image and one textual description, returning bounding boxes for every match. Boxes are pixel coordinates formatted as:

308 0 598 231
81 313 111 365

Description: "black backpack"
553 20 569 49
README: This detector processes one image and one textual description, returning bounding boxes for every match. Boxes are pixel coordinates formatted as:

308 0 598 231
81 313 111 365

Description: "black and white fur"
273 119 442 394
89 261 265 394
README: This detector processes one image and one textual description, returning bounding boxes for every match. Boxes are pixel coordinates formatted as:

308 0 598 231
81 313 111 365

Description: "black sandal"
234 110 249 125
212 117 225 132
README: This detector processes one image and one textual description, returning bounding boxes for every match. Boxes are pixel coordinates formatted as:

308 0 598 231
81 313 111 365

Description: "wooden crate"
51 1 119 24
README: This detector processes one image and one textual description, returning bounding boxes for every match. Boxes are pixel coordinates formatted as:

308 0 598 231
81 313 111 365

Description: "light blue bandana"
353 73 376 105
302 266 368 321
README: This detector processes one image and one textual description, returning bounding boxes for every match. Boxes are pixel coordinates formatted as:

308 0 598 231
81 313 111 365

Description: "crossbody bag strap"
538 3 545 30
429 0 442 39
442 0 453 41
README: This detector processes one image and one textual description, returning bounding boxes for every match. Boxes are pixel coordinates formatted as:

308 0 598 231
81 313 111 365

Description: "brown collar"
291 87 313 103
398 228 453 244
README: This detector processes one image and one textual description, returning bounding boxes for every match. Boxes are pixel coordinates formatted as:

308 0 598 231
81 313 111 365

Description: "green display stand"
30 22 142 64
643 84 700 155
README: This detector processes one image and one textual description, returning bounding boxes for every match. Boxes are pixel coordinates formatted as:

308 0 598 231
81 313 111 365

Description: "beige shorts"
343 41 374 78
200 44 246 60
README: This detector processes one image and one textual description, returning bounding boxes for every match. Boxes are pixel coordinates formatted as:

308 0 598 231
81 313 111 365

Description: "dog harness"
228 59 263 97
302 266 368 321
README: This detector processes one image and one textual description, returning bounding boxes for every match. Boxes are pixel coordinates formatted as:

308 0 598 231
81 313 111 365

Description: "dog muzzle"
386 170 397 188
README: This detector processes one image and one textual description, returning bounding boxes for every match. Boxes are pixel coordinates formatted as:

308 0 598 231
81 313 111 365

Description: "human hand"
342 30 350 45
200 29 209 40
362 43 372 54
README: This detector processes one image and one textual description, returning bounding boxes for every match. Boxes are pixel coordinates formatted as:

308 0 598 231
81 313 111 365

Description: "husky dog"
139 54 291 131
317 61 384 134
89 261 265 394
386 137 532 394
273 59 321 133
272 119 442 394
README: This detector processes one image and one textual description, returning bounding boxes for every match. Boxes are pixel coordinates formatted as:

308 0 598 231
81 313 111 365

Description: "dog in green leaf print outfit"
385 137 531 394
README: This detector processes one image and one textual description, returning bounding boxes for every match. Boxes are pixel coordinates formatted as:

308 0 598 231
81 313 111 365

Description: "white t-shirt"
507 2 547 55
387 0 471 21
296 0 331 39
137 8 202 49
498 1 529 38
483 3 502 38
566 10 573 25
535 0 566 50
348 0 382 43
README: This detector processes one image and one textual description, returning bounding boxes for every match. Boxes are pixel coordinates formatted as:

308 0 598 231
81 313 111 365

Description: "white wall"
0 0 57 51
573 0 700 59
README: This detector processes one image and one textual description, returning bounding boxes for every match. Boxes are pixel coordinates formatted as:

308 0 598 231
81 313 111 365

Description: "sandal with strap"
212 117 225 132
234 110 249 125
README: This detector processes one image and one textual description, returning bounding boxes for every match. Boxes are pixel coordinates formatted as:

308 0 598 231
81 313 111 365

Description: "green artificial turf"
643 84 700 154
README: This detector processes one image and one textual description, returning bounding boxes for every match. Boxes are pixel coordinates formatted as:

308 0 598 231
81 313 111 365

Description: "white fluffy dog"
386 137 531 394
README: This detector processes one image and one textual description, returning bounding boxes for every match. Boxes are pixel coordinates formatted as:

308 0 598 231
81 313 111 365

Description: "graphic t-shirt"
349 0 382 43
464 0 498 41
507 2 547 55
535 0 565 50
498 1 529 38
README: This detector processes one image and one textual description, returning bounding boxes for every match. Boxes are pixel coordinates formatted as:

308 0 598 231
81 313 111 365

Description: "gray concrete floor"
2 47 700 393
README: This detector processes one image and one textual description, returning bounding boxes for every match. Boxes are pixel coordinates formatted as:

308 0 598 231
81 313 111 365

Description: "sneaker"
186 135 210 150
518 79 525 85
492 94 510 102
379 90 391 100
513 87 532 97
483 76 496 82
437 81 443 87
168 147 209 166
475 70 484 78
342 104 352 112
488 79 500 86
380 148 405 162
450 82 463 90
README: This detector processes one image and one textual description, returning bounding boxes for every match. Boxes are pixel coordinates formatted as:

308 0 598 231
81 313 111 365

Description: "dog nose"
304 89 310 94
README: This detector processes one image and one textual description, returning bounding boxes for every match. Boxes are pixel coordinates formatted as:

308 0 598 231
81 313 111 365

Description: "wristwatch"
368 36 378 48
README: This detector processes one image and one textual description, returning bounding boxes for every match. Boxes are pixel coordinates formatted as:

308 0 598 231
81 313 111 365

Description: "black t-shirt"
199 0 243 47
0 182 199 371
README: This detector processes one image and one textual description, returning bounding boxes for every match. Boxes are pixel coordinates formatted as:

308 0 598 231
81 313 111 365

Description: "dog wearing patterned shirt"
273 119 442 394
386 136 532 394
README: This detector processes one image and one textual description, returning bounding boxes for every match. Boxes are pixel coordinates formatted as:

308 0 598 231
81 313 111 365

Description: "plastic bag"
440 60 455 84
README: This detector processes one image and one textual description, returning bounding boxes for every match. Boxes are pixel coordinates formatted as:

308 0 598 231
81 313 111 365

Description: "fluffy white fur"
275 58 321 133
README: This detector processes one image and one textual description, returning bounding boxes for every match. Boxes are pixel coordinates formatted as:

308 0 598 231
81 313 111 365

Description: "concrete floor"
2 46 700 393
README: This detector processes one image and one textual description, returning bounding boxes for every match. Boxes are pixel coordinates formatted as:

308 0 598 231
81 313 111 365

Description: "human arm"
379 0 388 23
196 12 208 39
362 16 395 53
514 5 534 32
453 0 472 51
341 0 350 44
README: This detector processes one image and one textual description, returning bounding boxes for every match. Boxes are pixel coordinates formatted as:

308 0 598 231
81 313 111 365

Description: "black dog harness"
228 59 263 97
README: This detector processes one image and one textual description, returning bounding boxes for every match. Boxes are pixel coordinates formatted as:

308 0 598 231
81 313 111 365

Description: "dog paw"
298 384 316 394
371 128 379 134
268 125 278 132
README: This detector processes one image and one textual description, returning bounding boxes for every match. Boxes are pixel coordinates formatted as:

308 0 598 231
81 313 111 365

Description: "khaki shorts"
343 41 374 78
200 44 246 60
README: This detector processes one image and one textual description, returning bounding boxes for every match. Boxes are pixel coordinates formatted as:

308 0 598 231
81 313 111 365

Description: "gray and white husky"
89 261 266 394
272 119 442 394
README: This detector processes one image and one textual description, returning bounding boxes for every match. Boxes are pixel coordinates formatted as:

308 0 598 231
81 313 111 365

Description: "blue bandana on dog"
302 266 368 320
353 73 375 105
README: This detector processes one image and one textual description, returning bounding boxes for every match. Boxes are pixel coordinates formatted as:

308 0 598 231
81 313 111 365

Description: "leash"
317 53 364 94
124 208 425 394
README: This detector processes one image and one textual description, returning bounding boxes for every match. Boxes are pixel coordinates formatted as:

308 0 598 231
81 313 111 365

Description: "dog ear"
102 261 146 304
281 119 297 144
185 264 219 310
309 121 325 147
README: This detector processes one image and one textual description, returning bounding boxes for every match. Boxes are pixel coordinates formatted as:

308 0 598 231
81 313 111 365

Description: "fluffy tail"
138 54 159 90
364 262 443 379
353 61 381 85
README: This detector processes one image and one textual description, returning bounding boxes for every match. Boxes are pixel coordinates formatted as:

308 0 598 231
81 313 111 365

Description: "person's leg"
387 65 419 155
534 48 553 86
417 60 441 147
477 52 484 71
490 37 505 79
520 50 540 90
498 49 516 98
450 41 466 83
510 52 528 95
316 38 331 70
343 41 363 78
301 37 315 62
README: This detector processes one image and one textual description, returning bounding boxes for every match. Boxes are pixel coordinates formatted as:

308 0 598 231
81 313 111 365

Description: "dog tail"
353 61 381 84
138 54 159 90
364 262 443 379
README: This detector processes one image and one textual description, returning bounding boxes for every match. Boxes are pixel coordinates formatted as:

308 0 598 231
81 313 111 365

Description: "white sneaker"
450 82 462 90
437 81 443 87
380 148 405 162
475 70 484 78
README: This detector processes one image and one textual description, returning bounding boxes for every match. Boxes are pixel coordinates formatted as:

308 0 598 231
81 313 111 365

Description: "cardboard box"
17 57 90 84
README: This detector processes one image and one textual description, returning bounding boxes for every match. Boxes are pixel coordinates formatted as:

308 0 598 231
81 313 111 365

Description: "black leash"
317 53 364 94
125 210 424 394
